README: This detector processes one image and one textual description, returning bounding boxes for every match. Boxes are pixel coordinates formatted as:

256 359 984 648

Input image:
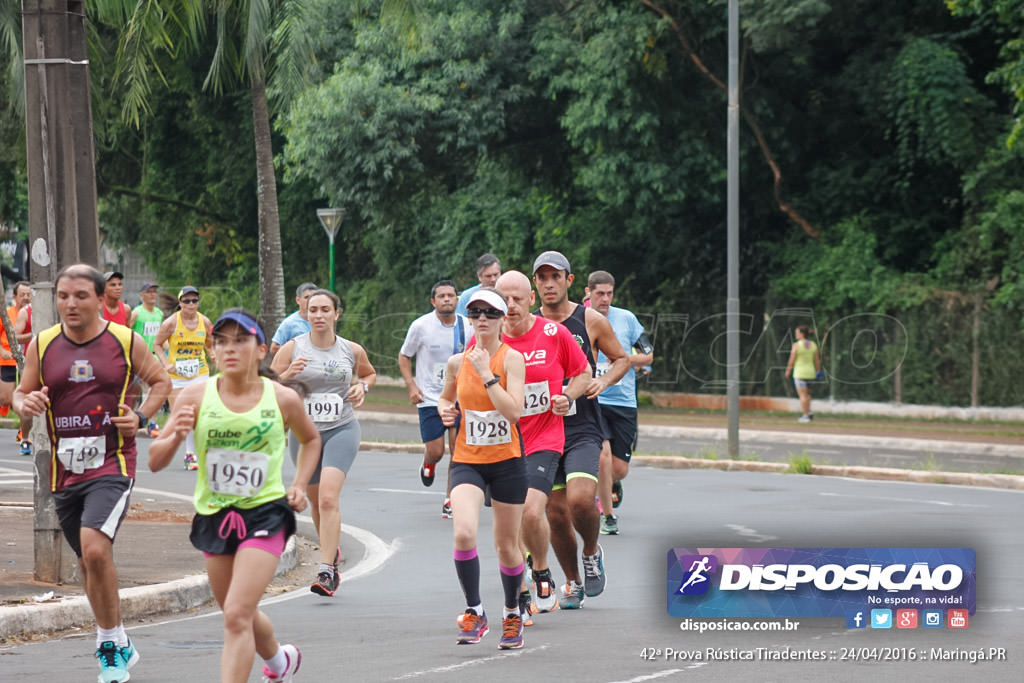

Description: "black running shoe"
420 461 436 487
310 569 339 597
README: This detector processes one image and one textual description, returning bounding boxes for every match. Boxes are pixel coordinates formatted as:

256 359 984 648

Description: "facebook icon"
846 610 866 629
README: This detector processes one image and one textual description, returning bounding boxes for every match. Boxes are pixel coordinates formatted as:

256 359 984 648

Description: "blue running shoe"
97 639 137 683
583 544 607 597
560 581 585 609
119 638 140 676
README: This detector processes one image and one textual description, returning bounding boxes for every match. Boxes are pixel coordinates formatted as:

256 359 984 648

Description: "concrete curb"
631 456 1024 490
357 442 1024 490
641 425 1024 458
356 410 1024 458
0 534 297 641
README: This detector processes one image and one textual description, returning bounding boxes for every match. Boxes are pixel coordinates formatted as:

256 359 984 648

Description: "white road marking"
369 487 445 496
725 523 778 543
607 666 706 681
392 644 550 680
125 485 398 628
818 491 989 507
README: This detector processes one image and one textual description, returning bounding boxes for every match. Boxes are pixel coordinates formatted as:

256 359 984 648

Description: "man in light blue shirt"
455 253 501 317
270 282 318 354
586 270 653 536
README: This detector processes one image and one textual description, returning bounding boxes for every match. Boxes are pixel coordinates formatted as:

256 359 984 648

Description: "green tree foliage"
7 0 1024 404
948 0 1024 146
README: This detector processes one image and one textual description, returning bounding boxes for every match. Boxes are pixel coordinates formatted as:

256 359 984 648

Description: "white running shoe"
262 643 301 682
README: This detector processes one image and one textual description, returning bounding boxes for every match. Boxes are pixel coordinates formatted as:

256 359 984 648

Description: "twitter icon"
870 609 892 629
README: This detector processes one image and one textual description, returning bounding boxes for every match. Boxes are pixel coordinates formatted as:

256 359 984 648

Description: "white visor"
466 289 508 315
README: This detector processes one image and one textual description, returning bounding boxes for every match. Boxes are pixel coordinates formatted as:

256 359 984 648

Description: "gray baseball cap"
532 250 571 274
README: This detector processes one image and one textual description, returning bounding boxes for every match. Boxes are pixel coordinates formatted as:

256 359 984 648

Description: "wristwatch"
361 381 370 394
134 410 149 426
483 376 501 389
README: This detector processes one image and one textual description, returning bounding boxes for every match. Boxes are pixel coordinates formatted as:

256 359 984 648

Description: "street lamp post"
316 208 344 292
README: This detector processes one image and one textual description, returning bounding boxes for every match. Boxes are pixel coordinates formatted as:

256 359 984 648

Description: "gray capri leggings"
289 419 362 485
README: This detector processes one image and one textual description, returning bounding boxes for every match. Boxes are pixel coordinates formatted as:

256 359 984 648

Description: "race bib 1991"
304 393 344 422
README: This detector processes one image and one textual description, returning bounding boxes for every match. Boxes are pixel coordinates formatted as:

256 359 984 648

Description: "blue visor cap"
212 311 266 346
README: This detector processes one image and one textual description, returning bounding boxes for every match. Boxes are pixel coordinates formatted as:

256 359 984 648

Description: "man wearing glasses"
154 286 213 470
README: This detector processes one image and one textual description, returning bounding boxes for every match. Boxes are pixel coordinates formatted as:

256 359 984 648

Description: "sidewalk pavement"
2 411 1022 642
0 495 297 642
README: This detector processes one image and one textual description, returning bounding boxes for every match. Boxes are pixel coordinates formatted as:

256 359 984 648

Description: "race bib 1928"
464 409 512 446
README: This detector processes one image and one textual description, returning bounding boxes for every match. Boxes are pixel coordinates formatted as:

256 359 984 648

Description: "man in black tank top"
533 251 629 606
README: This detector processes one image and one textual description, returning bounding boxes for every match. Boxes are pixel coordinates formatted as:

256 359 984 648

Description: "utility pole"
22 0 102 582
726 0 740 458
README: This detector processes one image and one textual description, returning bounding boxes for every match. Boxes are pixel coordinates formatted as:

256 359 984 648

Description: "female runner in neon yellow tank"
149 309 320 683
154 286 214 470
784 325 822 423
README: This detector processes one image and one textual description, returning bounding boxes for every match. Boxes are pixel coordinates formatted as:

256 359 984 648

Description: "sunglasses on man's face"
180 298 199 304
466 307 503 319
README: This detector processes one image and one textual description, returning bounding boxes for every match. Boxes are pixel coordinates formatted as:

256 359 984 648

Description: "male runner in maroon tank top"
14 264 170 683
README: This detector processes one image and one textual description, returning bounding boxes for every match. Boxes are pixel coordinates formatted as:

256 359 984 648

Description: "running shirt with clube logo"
499 318 588 456
37 322 136 492
452 344 522 465
192 377 287 513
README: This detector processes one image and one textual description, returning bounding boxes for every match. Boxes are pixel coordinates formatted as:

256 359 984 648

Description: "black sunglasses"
466 307 503 319
180 298 199 304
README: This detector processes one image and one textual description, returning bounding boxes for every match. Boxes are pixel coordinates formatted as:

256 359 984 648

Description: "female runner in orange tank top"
437 287 527 649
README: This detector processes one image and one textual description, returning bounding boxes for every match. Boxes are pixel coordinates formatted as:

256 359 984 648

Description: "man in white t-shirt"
398 279 467 517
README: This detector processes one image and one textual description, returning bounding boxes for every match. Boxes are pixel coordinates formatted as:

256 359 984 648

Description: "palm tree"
91 0 319 333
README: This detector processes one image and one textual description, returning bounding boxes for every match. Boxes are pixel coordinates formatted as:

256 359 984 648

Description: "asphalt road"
2 437 1021 682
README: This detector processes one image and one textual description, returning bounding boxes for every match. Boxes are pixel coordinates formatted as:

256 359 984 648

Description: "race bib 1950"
206 448 270 498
